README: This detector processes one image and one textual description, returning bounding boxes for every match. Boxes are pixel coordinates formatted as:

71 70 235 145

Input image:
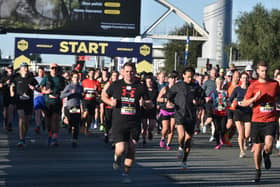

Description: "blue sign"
15 37 153 72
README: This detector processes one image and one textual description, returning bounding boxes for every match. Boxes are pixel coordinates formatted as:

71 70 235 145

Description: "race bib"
19 95 30 100
120 105 136 115
260 103 274 113
276 103 280 111
217 104 225 111
69 107 81 114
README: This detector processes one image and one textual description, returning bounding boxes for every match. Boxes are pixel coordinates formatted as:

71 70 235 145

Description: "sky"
0 0 279 64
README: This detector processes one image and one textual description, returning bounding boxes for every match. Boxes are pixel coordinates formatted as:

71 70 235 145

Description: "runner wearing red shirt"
81 69 101 135
242 61 280 183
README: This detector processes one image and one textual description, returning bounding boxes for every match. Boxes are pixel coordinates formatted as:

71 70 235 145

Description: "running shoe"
220 138 225 145
225 140 233 147
181 162 187 170
99 124 105 132
17 140 25 148
159 139 165 148
51 138 59 147
239 152 246 158
47 136 52 146
263 151 271 169
252 169 261 183
166 145 171 151
113 155 121 170
194 129 200 135
121 173 132 183
209 136 215 142
177 147 184 160
214 144 221 150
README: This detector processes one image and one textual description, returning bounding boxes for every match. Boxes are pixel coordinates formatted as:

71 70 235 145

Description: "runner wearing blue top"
229 72 252 157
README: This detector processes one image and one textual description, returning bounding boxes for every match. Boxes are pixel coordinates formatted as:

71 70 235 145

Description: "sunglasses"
51 67 57 70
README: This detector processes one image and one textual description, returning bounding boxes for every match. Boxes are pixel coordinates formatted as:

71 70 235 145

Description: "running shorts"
251 122 277 144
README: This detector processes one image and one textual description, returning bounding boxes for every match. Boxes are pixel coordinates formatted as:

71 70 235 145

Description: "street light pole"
174 51 177 71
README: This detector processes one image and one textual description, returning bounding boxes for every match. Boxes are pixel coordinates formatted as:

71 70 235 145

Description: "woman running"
229 72 252 157
157 72 178 150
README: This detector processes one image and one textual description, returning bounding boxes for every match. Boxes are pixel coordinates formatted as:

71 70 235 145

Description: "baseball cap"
226 71 233 76
245 65 253 71
219 68 225 73
20 62 29 68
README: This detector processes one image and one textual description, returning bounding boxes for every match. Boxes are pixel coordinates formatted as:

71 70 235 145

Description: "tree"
235 4 280 72
162 24 203 73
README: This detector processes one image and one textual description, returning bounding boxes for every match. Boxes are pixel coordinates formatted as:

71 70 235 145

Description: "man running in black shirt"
168 67 205 169
102 62 151 183
10 62 38 147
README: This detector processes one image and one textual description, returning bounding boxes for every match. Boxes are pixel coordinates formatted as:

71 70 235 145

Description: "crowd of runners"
0 61 279 183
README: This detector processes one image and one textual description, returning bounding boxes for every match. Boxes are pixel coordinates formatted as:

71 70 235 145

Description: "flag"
184 36 190 65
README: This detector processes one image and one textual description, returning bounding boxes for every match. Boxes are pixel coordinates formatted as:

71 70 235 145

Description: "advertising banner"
0 0 141 37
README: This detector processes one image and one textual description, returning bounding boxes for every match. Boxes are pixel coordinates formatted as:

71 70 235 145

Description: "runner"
0 65 15 131
224 70 240 147
10 62 38 147
141 75 158 145
156 71 168 134
99 67 110 131
101 62 151 183
209 77 228 150
81 68 101 135
229 72 252 157
167 67 205 169
40 63 66 146
202 68 217 142
101 70 119 143
60 71 83 148
34 67 45 134
157 72 178 150
241 61 280 182
274 72 280 153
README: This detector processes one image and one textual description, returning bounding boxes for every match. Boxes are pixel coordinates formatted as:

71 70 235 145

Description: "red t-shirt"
244 80 280 123
82 79 101 100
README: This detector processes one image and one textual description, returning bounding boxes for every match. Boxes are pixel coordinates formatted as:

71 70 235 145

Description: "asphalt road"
0 125 280 187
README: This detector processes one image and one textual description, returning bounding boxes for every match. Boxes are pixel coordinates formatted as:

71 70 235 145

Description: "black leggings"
104 108 113 134
65 108 81 140
213 115 227 145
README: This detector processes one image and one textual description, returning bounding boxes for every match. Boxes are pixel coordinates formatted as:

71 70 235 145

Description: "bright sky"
0 0 279 64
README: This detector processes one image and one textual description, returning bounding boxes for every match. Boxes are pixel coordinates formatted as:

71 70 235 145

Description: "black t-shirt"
106 79 149 124
0 74 14 97
13 74 38 101
145 88 158 110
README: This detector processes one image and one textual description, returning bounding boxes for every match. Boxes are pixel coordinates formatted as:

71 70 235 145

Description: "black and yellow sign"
14 37 153 72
